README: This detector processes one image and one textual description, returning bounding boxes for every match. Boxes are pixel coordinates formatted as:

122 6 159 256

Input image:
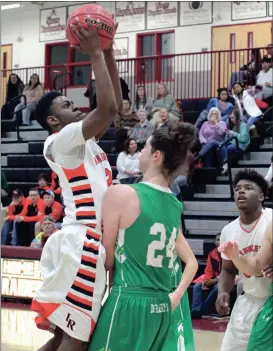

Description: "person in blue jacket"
195 88 234 129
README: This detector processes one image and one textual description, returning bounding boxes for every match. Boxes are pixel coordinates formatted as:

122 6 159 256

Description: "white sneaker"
221 163 228 175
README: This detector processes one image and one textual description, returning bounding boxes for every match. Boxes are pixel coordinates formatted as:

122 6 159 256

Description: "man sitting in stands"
1 189 26 245
34 190 63 235
191 233 222 319
31 216 57 248
154 108 169 130
14 188 44 246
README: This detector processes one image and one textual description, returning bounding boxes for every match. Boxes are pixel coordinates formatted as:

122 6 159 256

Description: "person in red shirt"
34 190 63 234
14 188 45 246
191 233 222 319
1 189 26 245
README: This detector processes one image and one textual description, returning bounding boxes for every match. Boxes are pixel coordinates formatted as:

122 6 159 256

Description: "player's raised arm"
219 221 272 277
71 18 118 141
169 232 198 311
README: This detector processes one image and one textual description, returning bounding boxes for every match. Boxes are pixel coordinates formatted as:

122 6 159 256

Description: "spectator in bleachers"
132 85 154 117
131 108 153 149
1 189 26 245
263 43 273 68
154 108 170 130
31 216 57 248
37 172 51 196
191 233 221 319
151 83 180 125
256 57 273 105
219 108 250 174
195 88 234 129
1 74 25 119
197 108 227 167
116 138 141 184
228 49 261 90
34 190 63 235
13 73 44 126
51 171 62 196
232 82 262 136
114 99 138 129
13 188 44 246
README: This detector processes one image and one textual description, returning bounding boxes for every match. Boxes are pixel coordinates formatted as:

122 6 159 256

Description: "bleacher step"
238 160 271 166
206 184 230 194
6 130 48 140
194 193 231 199
184 201 238 212
1 143 29 154
248 151 272 161
1 156 7 167
185 219 230 231
231 167 268 177
184 210 238 217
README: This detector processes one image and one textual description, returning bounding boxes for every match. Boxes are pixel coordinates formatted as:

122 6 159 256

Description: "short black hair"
233 169 268 196
35 90 62 131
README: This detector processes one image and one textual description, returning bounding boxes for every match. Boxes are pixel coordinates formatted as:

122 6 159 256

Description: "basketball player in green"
162 255 196 351
88 122 198 351
219 221 273 351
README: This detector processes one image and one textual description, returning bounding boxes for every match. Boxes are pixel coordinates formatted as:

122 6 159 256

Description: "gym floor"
2 304 226 351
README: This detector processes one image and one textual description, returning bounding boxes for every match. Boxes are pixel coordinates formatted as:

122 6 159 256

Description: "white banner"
268 2 273 16
231 2 267 20
40 7 67 42
115 1 146 33
180 2 212 26
147 2 178 30
68 2 113 17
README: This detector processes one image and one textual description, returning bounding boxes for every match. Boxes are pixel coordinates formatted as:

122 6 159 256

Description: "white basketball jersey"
221 208 272 298
43 126 112 232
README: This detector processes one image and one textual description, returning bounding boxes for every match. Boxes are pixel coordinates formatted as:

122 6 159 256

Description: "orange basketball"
66 4 115 50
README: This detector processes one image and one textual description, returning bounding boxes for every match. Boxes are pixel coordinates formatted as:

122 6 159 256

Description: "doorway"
1 44 13 105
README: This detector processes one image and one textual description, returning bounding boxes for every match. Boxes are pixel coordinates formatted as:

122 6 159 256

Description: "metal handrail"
218 136 239 198
9 94 26 141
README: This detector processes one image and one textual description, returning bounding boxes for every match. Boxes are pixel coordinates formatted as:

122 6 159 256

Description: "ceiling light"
1 3 21 10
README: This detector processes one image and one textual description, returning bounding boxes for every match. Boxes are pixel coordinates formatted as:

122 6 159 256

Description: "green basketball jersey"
113 182 182 292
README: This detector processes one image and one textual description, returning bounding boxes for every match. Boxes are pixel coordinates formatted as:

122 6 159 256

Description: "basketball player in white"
216 169 272 351
32 19 122 351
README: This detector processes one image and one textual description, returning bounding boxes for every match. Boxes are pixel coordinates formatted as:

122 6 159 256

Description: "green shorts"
247 295 273 351
88 286 172 351
162 290 195 351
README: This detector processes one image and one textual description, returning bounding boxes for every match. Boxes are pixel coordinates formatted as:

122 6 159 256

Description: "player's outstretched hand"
218 241 240 260
216 292 230 315
262 265 273 281
70 16 101 55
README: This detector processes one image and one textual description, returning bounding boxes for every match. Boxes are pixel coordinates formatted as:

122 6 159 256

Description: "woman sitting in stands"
1 74 25 119
131 85 154 117
218 108 250 175
116 138 141 184
232 82 262 137
197 107 227 167
151 83 180 125
195 88 234 129
114 99 138 129
13 73 44 126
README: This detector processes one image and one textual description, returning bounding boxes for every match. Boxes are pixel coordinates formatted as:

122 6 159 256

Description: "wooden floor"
2 307 224 351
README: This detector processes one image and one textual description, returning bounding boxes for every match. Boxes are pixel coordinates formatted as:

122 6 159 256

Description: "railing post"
218 51 221 89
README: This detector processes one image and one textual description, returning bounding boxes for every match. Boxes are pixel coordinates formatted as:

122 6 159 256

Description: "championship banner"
40 7 67 42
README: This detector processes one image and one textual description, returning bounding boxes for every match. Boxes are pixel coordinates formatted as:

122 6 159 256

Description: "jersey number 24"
146 223 178 268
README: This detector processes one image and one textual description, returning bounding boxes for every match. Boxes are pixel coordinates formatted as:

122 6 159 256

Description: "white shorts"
221 293 267 351
31 224 106 342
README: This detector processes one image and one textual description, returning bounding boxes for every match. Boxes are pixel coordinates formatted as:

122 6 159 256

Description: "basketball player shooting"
215 169 272 351
32 18 122 351
219 221 273 351
88 122 198 351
